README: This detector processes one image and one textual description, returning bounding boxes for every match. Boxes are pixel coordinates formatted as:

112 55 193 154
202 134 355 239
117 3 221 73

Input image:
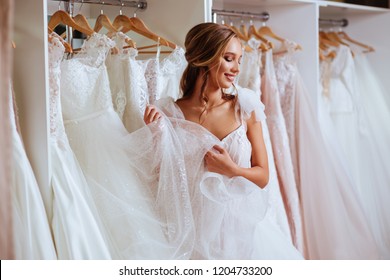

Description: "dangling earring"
222 83 237 95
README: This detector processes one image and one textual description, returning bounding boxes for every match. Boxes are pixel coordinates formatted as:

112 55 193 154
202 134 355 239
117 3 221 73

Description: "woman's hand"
204 145 238 177
144 105 162 125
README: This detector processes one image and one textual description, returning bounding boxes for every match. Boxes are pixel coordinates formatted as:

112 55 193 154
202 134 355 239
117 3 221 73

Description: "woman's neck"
192 77 222 107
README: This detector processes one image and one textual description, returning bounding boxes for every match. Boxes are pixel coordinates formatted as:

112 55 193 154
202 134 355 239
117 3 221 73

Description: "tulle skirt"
64 108 194 259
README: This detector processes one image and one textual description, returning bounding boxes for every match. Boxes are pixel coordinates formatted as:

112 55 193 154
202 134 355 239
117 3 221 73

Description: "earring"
222 83 237 95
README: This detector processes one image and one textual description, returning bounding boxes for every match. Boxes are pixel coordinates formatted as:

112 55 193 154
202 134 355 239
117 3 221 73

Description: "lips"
224 73 236 82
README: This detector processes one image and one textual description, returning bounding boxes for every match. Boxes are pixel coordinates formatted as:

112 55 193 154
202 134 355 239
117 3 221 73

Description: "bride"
144 22 303 260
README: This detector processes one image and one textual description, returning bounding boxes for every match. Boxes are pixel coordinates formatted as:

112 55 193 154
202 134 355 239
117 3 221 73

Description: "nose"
232 60 240 74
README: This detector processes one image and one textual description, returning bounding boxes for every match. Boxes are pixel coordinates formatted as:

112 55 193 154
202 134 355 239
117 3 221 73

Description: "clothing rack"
53 0 147 11
212 9 270 24
319 18 349 28
51 0 147 46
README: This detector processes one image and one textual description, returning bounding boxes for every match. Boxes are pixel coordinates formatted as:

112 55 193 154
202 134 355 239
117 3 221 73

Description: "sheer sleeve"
236 86 266 122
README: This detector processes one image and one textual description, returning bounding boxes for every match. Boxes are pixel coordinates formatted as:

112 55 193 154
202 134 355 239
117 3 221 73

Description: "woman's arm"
205 112 269 188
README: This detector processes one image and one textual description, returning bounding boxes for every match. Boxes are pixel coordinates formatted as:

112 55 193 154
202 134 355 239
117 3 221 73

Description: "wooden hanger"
48 10 94 37
94 13 118 33
240 23 249 42
337 30 375 53
73 14 94 34
326 31 349 46
247 22 273 49
113 14 176 50
131 16 176 49
48 26 73 53
258 24 285 42
258 23 302 51
225 21 247 42
319 31 340 47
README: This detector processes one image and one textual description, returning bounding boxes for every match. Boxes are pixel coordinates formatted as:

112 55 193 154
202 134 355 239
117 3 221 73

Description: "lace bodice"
48 33 68 142
237 38 262 97
106 32 138 120
144 47 187 104
327 45 355 113
158 88 265 169
273 40 299 174
60 33 115 121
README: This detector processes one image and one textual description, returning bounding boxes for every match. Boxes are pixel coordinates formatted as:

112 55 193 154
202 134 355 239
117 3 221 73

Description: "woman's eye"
224 57 233 62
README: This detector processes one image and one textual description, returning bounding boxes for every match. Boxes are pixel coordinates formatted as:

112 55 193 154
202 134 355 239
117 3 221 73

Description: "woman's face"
208 37 242 90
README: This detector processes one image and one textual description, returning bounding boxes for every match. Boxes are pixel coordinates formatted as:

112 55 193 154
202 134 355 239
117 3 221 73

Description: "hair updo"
180 22 238 101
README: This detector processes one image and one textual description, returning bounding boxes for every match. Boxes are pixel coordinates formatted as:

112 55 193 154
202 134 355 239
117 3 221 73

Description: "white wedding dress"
345 50 390 258
156 88 303 260
10 85 57 260
60 33 194 259
237 39 292 245
288 45 382 259
106 32 149 133
261 47 302 253
144 45 187 103
48 33 112 259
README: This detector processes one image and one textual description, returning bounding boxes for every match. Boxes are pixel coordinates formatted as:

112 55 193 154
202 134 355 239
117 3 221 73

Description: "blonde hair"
180 22 238 103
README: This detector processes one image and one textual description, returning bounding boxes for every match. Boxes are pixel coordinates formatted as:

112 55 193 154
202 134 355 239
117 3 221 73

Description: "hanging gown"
261 48 300 246
144 46 187 103
334 47 390 259
236 39 292 244
60 33 194 259
272 40 312 255
9 85 57 260
323 45 361 187
48 33 112 259
271 43 379 259
106 32 149 133
156 88 303 260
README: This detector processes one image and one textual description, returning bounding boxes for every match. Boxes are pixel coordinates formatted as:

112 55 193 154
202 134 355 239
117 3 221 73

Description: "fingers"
212 145 225 154
144 105 161 124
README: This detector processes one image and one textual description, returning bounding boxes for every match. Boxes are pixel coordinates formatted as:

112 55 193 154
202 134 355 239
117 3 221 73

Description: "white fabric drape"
0 0 14 260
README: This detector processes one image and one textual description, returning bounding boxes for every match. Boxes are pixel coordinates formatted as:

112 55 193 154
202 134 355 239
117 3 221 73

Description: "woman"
144 22 302 260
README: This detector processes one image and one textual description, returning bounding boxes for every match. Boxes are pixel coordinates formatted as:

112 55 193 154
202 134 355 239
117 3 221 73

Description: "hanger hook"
229 16 234 26
100 1 105 15
76 0 84 15
133 6 140 17
119 0 124 15
58 0 62 10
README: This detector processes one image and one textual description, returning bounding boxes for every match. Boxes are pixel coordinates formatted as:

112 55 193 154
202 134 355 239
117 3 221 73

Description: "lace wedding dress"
48 33 112 259
156 88 303 260
144 45 187 103
261 48 301 249
106 32 149 133
9 85 57 259
60 33 194 259
236 39 292 244
271 43 383 259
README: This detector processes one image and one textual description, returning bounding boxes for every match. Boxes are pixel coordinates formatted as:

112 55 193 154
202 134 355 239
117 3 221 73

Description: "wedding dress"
106 32 149 133
345 50 390 258
272 44 383 259
236 39 292 244
144 45 187 103
261 48 301 248
156 87 303 260
10 85 57 260
60 33 194 259
48 33 112 259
